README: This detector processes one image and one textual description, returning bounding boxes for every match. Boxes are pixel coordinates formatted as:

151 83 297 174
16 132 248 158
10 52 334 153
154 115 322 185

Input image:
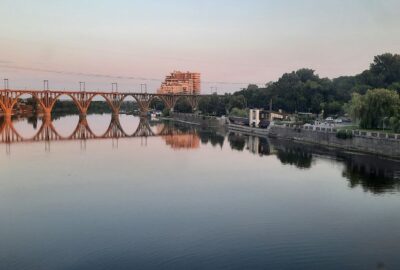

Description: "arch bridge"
0 89 215 119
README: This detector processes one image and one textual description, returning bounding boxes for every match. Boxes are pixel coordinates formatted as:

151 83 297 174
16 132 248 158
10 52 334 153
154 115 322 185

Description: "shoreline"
228 123 400 160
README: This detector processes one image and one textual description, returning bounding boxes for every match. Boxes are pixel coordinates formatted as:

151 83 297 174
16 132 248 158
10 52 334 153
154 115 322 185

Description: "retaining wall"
269 125 400 159
169 113 227 128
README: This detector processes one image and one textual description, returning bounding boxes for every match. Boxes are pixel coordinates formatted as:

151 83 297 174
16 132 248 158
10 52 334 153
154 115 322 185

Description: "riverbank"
228 123 400 159
163 113 227 128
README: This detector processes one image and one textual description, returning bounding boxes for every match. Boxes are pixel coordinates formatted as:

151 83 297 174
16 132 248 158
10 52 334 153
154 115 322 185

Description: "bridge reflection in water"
1 114 399 194
0 114 202 152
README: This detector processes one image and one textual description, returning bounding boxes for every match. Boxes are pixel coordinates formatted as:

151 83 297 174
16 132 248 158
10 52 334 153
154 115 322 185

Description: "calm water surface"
1 114 400 270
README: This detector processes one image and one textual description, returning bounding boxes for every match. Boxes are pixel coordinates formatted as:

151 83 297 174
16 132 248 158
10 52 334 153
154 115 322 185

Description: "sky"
0 0 399 93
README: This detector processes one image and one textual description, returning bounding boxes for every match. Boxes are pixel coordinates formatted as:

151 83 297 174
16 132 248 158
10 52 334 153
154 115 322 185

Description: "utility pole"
112 83 118 93
4 78 9 90
79 82 86 92
140 83 147 93
43 80 49 91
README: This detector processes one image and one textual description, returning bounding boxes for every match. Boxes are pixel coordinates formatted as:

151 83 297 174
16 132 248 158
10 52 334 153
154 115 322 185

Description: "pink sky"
1 0 399 93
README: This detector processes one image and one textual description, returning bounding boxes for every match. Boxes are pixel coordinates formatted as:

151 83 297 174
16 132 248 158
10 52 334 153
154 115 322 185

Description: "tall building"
157 71 201 94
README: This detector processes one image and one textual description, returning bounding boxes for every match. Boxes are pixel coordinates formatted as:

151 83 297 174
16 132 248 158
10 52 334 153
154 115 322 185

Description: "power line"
0 64 261 85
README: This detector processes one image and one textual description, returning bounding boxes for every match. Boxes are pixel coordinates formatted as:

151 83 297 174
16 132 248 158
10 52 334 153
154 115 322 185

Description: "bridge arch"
119 94 141 107
10 117 44 141
50 93 83 115
149 95 169 111
0 99 6 113
84 94 113 136
99 115 127 138
67 116 97 140
86 93 116 114
50 94 82 138
10 92 44 114
117 95 143 136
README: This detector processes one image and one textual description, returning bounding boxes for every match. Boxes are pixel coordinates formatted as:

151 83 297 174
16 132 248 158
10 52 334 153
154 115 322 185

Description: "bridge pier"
4 109 12 123
43 109 52 120
111 113 120 122
79 113 87 122
79 108 88 117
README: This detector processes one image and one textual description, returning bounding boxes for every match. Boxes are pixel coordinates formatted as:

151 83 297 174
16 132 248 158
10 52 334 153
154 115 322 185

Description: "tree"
344 93 364 123
227 95 246 112
345 89 400 130
198 94 227 116
174 98 193 113
369 53 400 87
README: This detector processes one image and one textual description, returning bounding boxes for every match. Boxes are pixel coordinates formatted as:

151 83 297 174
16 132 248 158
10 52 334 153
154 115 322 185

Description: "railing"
280 124 400 140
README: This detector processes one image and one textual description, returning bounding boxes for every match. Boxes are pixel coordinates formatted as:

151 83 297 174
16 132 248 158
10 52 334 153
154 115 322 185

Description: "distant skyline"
1 0 399 93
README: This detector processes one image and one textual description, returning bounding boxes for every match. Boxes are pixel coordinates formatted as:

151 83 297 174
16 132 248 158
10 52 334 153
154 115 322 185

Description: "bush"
229 107 248 118
336 129 353 139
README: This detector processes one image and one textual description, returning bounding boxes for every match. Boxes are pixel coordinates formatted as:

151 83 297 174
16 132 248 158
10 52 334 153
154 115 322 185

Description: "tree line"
173 53 400 132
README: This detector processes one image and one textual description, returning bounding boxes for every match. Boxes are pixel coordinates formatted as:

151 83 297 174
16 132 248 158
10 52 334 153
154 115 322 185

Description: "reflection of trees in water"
258 137 271 156
228 133 246 151
26 115 39 129
9 114 40 130
341 155 400 194
275 146 313 169
198 130 224 148
247 136 271 156
227 133 271 156
270 138 400 194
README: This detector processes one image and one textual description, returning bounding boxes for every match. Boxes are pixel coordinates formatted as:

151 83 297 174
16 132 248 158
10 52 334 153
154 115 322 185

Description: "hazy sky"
0 0 399 92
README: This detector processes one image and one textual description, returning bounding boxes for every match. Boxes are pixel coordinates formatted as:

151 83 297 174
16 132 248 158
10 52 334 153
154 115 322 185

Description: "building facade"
157 71 201 94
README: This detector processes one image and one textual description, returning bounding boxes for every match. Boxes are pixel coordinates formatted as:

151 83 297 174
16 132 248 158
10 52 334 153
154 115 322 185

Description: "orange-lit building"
157 71 201 94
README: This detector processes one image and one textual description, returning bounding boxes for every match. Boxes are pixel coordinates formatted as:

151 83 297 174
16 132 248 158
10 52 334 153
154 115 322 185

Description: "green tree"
369 53 400 88
174 98 193 113
345 89 400 130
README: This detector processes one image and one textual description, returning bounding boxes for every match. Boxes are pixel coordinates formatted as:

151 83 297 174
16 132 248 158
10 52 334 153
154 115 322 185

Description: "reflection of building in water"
157 71 201 94
156 122 200 150
162 134 200 149
228 132 272 156
246 136 271 156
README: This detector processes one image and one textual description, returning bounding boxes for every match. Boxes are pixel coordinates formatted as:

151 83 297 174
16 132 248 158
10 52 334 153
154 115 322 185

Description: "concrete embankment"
271 125 400 159
228 123 269 137
164 113 227 128
228 123 400 159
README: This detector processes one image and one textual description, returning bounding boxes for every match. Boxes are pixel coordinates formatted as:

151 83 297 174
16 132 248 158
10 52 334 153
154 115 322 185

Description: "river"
1 114 400 270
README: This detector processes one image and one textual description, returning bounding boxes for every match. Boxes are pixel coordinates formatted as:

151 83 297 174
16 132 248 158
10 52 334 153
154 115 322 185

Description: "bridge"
0 89 214 119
